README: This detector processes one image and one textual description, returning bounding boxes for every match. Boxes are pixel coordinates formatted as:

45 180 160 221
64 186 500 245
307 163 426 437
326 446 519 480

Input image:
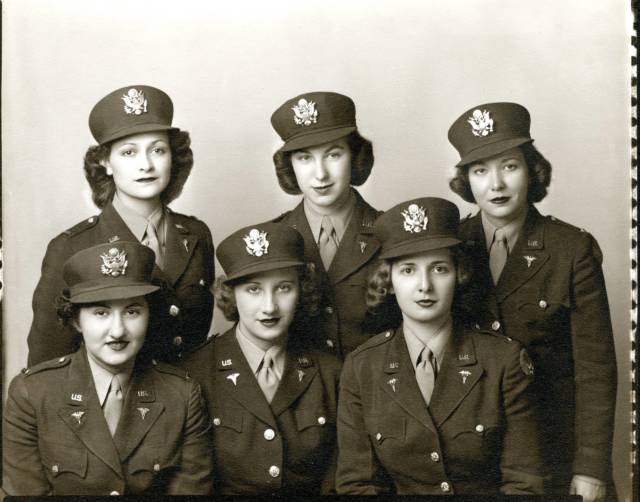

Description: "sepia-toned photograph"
1 0 634 499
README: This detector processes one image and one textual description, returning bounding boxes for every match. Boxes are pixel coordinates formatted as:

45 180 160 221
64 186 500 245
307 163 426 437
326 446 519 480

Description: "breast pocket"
517 295 570 332
448 422 503 468
294 408 335 452
39 442 88 480
367 415 406 448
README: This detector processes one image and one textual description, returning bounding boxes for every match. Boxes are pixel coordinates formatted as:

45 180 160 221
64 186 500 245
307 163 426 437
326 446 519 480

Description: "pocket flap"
211 409 243 432
40 443 88 478
370 416 405 444
295 408 333 431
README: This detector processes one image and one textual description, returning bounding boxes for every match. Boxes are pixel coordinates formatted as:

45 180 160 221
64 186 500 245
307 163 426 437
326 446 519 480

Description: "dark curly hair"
272 131 374 195
366 245 473 318
56 289 170 363
449 142 552 204
214 263 322 325
83 129 194 209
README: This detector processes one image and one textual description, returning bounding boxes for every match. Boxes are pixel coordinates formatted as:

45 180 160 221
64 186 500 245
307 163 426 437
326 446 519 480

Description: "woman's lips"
259 318 280 328
313 184 333 194
106 341 129 351
136 177 157 183
490 196 510 204
416 299 436 308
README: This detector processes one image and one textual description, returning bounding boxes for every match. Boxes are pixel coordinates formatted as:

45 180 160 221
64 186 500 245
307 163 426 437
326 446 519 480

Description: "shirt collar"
481 206 528 253
403 319 452 371
303 189 356 243
112 193 165 243
235 325 286 379
86 352 133 406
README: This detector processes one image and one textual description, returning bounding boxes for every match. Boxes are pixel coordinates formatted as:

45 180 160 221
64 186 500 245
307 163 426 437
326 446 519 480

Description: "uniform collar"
303 189 356 243
112 193 165 243
235 325 286 379
481 205 528 252
403 319 452 371
86 351 133 406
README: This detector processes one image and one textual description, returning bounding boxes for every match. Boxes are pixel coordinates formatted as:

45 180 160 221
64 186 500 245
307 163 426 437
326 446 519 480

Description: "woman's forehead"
238 267 300 284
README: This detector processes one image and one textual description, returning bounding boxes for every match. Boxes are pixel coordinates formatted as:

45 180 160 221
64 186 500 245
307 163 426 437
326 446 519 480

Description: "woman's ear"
99 158 113 176
72 318 82 334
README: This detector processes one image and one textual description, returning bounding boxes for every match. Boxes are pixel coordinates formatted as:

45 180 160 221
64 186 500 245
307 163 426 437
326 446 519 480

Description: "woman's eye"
246 285 260 294
294 154 311 162
433 265 450 274
504 163 518 171
327 151 342 160
278 284 291 292
120 149 135 157
153 147 166 154
125 308 141 317
400 266 414 275
471 167 486 175
93 309 109 317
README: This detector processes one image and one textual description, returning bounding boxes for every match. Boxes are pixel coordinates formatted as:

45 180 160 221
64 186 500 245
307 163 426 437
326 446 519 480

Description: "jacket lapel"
162 210 199 285
57 350 123 478
495 207 550 302
283 201 325 272
214 330 277 428
429 328 484 427
270 348 318 417
112 365 165 462
378 327 437 433
328 192 380 284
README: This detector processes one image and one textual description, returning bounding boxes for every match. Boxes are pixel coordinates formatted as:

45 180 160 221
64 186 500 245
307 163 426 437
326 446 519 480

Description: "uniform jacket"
27 201 215 365
459 206 617 487
274 190 400 356
181 328 342 495
2 348 213 496
336 324 544 495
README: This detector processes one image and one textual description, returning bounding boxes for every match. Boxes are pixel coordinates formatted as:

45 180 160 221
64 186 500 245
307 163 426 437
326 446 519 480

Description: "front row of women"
4 197 547 496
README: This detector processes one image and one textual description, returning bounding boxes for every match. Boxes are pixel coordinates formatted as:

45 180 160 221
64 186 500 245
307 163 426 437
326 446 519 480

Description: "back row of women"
3 86 617 500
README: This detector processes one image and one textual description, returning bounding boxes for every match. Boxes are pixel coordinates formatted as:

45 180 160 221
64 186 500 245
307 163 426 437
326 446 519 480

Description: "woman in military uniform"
270 91 400 357
3 242 213 496
182 222 341 495
447 102 617 502
336 197 543 495
28 85 215 365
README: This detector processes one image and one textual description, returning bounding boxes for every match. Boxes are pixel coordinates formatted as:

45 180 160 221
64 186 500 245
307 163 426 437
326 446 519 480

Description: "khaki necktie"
143 221 163 268
103 375 123 436
257 348 280 403
489 228 508 285
416 345 437 406
318 216 339 270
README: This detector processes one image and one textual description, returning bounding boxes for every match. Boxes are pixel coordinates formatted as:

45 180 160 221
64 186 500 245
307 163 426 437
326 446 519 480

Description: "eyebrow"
294 144 344 155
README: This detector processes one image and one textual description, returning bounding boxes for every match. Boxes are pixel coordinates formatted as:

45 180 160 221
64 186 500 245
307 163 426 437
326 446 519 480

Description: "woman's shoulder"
167 208 212 236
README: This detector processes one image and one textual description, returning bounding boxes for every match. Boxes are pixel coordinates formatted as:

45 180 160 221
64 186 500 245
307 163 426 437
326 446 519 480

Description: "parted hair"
214 263 322 325
449 143 552 204
83 129 193 209
56 289 169 362
366 245 473 317
272 131 374 195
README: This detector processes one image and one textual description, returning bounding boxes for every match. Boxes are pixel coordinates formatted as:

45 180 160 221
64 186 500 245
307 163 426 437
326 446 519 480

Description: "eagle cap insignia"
401 204 428 233
100 248 128 277
292 98 318 126
122 88 148 115
467 109 494 137
243 229 269 257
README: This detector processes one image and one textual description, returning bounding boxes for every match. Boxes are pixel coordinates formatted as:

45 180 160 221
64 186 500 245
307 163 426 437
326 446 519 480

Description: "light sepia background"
2 0 633 498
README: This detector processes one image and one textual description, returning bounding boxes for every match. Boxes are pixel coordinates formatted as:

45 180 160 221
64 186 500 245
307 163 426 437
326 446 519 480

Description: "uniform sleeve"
570 234 617 480
166 379 213 495
335 355 382 495
2 376 51 496
27 234 76 366
500 343 545 495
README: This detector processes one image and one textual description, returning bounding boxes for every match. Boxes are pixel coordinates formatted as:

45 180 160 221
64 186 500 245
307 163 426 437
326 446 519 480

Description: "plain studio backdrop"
2 0 633 498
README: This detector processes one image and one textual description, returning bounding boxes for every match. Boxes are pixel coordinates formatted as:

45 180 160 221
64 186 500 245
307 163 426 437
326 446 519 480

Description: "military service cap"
374 197 461 260
63 241 159 303
217 222 305 283
271 91 357 152
89 85 176 145
448 102 533 167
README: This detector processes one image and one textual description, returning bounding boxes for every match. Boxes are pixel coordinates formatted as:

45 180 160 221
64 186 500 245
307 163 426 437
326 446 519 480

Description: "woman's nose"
261 291 278 314
109 313 126 339
418 271 432 293
490 168 504 190
313 158 329 180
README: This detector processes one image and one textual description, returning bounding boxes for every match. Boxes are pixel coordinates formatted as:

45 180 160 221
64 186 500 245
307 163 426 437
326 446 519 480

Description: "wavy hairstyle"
272 131 374 195
449 142 552 204
366 245 473 319
83 129 193 209
214 263 322 326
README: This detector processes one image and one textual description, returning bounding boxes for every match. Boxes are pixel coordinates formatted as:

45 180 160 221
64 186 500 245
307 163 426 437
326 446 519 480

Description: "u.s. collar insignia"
297 369 305 382
467 109 494 137
100 248 128 277
227 373 240 386
523 255 537 268
292 98 318 126
401 204 428 233
70 393 83 402
71 411 85 425
297 356 311 367
458 353 470 361
359 241 367 253
137 407 150 420
122 88 148 115
221 358 232 367
387 378 397 393
459 370 471 384
243 229 269 257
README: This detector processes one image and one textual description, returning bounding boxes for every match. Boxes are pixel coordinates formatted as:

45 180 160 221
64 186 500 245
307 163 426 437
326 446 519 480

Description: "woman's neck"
402 315 452 345
115 191 162 219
